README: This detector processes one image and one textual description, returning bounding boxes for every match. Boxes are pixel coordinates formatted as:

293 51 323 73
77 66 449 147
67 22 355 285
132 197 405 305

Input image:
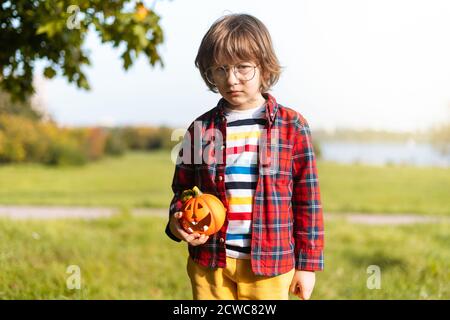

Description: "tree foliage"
0 89 43 120
0 0 165 101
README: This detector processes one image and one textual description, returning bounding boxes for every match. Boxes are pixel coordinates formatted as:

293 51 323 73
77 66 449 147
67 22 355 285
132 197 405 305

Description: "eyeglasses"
204 64 258 86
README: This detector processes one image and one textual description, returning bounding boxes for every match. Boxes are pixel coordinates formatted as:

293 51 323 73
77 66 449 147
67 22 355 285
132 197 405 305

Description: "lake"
319 140 450 167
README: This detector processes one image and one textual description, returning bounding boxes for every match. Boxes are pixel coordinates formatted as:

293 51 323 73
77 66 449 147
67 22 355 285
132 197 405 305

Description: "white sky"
37 0 450 132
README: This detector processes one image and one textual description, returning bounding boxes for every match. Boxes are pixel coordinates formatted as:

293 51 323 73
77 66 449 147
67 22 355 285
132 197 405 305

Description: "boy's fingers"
290 283 303 299
174 211 183 219
289 281 296 294
184 233 197 242
298 286 313 300
299 288 312 300
177 228 190 238
189 234 209 246
302 290 312 300
185 232 200 242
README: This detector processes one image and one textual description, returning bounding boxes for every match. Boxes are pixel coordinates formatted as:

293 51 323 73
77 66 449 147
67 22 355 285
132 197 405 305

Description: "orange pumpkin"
180 186 226 236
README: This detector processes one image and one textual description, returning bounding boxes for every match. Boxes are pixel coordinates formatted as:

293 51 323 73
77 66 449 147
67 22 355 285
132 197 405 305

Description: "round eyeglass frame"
204 64 258 86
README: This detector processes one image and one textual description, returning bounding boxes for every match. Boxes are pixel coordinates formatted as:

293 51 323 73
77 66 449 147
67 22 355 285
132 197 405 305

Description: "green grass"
0 151 449 215
0 215 448 299
0 151 172 208
319 161 450 216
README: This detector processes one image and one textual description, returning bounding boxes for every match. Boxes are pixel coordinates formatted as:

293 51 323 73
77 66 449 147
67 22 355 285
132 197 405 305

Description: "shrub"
77 127 108 161
119 126 177 151
46 142 87 166
105 129 127 156
0 115 39 162
0 115 89 166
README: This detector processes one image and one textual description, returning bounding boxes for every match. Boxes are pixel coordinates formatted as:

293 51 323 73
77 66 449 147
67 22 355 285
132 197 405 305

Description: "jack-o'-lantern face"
180 186 226 236
182 201 212 233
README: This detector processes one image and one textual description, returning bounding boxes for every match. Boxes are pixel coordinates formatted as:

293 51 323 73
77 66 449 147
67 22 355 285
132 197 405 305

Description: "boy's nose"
226 69 240 85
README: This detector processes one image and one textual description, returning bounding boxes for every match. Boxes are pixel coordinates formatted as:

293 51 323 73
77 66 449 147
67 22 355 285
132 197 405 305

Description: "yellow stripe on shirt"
227 131 261 141
228 196 254 205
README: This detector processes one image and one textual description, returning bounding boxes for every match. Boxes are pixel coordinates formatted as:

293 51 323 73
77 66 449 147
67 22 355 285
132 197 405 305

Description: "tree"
0 0 165 101
0 89 43 120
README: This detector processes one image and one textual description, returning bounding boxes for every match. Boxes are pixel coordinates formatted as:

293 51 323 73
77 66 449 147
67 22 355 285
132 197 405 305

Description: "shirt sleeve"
165 122 196 242
291 116 325 271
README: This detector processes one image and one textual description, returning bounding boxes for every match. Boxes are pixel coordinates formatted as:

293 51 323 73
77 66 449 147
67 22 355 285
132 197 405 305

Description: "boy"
165 13 324 300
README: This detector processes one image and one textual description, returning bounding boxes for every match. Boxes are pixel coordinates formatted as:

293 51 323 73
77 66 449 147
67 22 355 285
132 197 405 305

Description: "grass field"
0 151 449 216
0 214 448 299
0 152 448 299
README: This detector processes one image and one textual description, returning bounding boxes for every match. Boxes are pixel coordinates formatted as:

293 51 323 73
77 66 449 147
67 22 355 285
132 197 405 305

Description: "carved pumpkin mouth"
184 212 212 233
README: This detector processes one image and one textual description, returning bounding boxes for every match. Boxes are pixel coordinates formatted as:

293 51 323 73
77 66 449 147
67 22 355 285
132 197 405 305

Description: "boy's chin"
223 95 248 107
225 96 243 104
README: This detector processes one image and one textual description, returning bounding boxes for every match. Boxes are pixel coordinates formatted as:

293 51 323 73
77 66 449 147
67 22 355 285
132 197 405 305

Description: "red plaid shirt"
165 93 324 276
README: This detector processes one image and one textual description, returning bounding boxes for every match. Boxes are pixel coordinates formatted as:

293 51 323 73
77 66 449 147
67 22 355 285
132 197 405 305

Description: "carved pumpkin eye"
197 203 203 209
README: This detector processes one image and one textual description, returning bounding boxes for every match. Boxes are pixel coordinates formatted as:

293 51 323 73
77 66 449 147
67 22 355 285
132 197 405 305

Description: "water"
320 140 450 167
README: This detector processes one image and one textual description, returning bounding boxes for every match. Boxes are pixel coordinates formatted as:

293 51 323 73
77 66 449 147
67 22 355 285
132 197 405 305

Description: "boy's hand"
169 211 209 246
289 270 316 300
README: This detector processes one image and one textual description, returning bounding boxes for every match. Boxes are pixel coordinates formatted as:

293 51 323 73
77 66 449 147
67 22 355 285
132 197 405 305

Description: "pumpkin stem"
180 189 194 202
192 186 203 196
181 186 203 202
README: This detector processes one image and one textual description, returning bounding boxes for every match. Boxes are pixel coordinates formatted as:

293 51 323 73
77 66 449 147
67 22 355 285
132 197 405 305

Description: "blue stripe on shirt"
226 233 252 240
225 166 258 175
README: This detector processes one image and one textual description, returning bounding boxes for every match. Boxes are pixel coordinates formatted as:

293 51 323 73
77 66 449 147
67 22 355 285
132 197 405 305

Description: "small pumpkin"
180 186 226 236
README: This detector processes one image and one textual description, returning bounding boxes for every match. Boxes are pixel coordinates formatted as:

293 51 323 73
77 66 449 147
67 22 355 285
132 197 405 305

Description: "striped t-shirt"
224 103 266 259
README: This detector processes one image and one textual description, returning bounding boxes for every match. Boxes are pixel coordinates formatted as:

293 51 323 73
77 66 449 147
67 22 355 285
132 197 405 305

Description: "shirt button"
218 176 223 181
219 238 225 243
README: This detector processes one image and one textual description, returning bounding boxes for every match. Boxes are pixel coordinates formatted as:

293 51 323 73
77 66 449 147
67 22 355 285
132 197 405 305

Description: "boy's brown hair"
195 13 281 93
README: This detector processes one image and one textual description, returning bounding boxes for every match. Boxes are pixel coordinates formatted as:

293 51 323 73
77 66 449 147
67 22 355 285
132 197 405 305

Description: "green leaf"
77 75 90 90
36 21 64 38
133 24 149 48
121 51 133 70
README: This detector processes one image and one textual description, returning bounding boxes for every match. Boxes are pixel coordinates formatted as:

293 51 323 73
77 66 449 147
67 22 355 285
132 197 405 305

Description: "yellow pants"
186 256 295 300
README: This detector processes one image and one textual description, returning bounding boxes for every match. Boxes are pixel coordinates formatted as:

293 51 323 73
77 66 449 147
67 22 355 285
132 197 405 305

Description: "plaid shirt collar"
214 92 279 127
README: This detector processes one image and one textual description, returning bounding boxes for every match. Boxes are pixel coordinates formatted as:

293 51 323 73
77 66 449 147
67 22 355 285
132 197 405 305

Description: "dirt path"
0 205 447 225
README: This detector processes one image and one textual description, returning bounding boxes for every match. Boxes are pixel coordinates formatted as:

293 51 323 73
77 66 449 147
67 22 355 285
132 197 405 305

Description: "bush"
0 115 41 163
156 126 178 150
0 115 181 166
46 142 88 166
121 127 156 150
105 129 127 156
72 127 108 161
0 115 90 166
0 131 4 155
119 126 177 151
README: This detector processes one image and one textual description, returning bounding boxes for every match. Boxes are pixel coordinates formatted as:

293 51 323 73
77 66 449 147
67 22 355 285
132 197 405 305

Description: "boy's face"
211 60 266 110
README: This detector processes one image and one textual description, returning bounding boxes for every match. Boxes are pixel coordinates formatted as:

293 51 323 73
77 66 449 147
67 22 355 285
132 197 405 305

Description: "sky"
34 0 450 132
